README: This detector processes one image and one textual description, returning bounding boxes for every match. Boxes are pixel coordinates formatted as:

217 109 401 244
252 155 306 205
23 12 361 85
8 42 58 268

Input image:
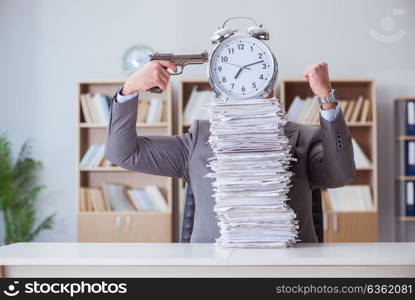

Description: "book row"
80 93 167 124
322 185 375 212
396 99 415 136
398 181 415 216
79 184 168 212
287 96 371 124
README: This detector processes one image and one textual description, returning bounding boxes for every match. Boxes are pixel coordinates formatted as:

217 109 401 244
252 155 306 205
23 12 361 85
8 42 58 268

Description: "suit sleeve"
307 110 356 189
104 92 197 181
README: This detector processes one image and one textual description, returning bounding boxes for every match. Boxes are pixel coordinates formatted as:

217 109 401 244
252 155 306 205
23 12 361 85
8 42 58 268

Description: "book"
89 145 105 167
183 86 198 124
297 97 314 123
90 188 108 211
92 94 108 123
102 183 136 211
344 100 356 122
339 100 348 116
80 94 93 123
79 93 112 123
126 189 155 211
79 187 88 211
137 100 150 123
138 189 156 211
156 100 165 122
407 100 415 135
146 98 161 123
361 185 375 211
85 188 94 211
80 145 100 167
360 99 371 122
80 144 106 167
406 181 415 216
184 87 216 124
310 100 321 124
145 185 168 211
352 139 371 168
321 190 330 211
160 101 166 122
350 96 364 122
406 141 415 175
85 94 100 123
286 97 305 122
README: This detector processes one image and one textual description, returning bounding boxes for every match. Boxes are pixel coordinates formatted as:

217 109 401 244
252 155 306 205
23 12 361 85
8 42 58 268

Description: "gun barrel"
150 51 208 64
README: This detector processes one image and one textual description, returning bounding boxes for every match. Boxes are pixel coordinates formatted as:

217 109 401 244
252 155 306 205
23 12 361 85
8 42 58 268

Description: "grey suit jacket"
105 94 355 243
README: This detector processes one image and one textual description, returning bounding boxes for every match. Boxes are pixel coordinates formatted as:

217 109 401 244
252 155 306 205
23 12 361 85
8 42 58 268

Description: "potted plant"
0 133 54 244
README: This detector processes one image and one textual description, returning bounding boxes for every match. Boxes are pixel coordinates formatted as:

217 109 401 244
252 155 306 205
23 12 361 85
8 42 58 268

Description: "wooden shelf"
80 122 168 128
78 211 172 216
398 216 415 221
396 136 415 141
396 176 415 181
76 80 173 243
79 167 128 172
356 166 373 171
307 122 373 127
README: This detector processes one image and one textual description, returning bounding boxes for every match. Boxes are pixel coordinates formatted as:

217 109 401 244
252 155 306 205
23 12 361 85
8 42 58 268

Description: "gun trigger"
168 65 183 75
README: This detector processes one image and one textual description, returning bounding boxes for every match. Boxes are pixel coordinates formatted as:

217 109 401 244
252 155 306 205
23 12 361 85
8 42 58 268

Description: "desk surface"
0 242 414 266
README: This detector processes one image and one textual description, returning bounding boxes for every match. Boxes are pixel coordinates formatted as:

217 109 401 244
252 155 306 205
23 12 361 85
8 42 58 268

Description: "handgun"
148 51 209 93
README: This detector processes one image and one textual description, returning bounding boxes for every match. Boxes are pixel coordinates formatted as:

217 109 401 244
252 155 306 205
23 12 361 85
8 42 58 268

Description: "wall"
0 0 414 242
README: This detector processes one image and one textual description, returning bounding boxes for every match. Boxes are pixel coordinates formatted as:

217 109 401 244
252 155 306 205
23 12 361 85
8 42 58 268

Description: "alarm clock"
208 17 278 100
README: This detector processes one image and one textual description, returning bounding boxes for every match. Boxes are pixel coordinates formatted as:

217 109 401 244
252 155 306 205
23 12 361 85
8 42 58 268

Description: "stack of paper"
207 98 298 248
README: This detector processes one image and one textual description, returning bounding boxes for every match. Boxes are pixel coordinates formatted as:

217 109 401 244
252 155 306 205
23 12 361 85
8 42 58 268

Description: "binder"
406 141 415 175
407 100 415 135
406 181 415 216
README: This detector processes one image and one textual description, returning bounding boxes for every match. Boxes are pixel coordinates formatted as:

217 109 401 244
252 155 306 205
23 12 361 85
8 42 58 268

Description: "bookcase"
280 79 378 242
76 80 173 242
395 98 415 242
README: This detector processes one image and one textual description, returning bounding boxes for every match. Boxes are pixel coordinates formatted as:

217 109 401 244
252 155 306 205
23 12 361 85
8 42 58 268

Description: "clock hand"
234 68 243 79
243 60 264 68
224 62 251 70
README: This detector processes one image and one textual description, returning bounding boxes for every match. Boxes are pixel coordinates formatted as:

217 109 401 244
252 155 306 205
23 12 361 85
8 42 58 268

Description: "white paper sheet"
207 98 298 248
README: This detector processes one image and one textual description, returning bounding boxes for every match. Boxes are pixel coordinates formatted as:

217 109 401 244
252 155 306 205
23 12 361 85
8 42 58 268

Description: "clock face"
208 34 277 100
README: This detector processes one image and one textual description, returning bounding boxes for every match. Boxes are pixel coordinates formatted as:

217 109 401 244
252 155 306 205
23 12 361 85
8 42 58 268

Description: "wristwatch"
317 89 339 105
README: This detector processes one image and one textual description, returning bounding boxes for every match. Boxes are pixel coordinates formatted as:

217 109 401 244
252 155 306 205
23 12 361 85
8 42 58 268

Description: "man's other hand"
303 62 336 110
122 60 177 95
303 62 332 98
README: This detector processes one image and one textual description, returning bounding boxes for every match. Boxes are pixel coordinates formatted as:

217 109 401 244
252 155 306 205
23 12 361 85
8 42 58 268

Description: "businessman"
105 60 355 243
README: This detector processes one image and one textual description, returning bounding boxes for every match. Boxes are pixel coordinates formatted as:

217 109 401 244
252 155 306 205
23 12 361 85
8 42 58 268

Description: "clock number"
262 63 267 69
237 43 244 50
241 86 246 92
218 66 222 72
231 83 235 89
250 46 254 51
258 53 262 59
252 82 257 88
228 48 234 54
222 76 227 83
259 74 264 80
221 56 228 62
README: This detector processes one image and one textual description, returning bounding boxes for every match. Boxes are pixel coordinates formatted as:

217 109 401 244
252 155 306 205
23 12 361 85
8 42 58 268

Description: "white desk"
0 242 414 277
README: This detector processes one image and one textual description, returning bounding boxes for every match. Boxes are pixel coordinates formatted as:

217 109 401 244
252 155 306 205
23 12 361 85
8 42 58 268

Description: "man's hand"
303 62 335 110
122 61 177 96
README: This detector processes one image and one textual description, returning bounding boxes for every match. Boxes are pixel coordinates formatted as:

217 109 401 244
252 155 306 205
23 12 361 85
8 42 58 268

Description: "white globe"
123 45 154 76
